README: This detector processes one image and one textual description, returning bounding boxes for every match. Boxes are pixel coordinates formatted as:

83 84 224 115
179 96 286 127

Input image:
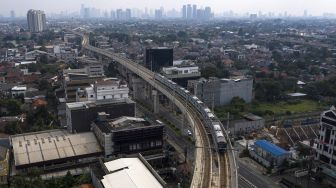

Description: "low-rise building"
188 76 253 107
10 129 103 174
54 45 78 61
91 115 164 157
162 60 201 87
61 63 105 102
91 154 166 188
315 106 336 184
11 85 27 98
316 106 336 165
66 98 136 133
229 114 264 136
250 140 291 168
82 78 129 102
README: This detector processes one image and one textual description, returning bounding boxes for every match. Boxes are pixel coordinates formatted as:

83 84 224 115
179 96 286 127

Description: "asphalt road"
239 178 253 188
136 102 195 161
238 159 280 188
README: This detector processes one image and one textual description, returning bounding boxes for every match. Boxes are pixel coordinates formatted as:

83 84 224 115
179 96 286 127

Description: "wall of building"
316 109 336 168
111 125 164 155
145 48 173 72
219 79 253 105
250 144 290 168
189 77 253 107
230 119 265 136
67 101 135 133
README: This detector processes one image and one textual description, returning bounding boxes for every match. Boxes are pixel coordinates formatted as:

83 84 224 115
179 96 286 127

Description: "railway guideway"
78 32 234 188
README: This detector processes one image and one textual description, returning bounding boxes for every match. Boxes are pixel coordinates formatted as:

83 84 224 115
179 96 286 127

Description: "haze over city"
1 0 336 17
1 0 336 188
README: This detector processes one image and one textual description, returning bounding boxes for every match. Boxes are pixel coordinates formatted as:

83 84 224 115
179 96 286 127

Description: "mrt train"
154 74 227 153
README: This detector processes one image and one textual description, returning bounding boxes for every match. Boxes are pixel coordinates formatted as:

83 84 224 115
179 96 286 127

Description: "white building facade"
85 78 129 102
316 107 336 168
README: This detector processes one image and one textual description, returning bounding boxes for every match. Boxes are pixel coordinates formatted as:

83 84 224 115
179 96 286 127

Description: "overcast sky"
1 0 336 17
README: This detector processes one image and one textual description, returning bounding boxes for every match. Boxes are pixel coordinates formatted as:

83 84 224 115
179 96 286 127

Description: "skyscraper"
27 9 46 32
155 9 163 20
110 10 116 20
83 8 90 18
125 9 131 20
10 10 15 18
192 5 197 19
187 4 192 19
80 4 85 18
204 7 212 20
116 9 123 20
182 5 187 19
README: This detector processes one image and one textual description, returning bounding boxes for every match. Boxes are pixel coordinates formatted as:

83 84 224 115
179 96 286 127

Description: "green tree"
75 173 91 185
38 79 51 91
4 122 22 134
63 171 75 188
105 63 118 77
39 54 48 64
0 99 22 116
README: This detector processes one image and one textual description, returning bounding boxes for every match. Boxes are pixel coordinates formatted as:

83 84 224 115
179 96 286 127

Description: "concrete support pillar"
99 55 102 62
145 84 151 100
152 90 159 114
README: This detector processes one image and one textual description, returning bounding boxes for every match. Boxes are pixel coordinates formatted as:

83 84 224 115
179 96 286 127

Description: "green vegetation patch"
251 100 324 115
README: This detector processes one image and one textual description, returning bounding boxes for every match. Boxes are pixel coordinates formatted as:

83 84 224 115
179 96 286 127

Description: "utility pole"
227 112 230 132
211 92 214 112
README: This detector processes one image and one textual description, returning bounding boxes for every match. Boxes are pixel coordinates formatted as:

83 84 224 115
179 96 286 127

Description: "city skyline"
1 0 336 17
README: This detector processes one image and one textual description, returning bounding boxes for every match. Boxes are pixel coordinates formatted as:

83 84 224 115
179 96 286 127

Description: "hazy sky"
1 0 336 16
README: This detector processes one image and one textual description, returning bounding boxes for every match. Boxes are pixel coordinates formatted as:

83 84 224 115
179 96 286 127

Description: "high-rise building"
80 4 85 18
116 9 123 20
125 9 131 19
187 4 192 19
182 5 187 19
27 9 46 32
145 47 173 72
110 10 116 19
10 10 15 18
83 8 90 18
204 7 212 20
155 9 163 20
192 5 197 19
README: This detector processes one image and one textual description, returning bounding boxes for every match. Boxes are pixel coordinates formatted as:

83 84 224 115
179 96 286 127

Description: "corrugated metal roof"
255 140 288 157
11 130 102 167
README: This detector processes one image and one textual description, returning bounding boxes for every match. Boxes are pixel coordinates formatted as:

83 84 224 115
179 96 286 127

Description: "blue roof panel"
255 140 288 157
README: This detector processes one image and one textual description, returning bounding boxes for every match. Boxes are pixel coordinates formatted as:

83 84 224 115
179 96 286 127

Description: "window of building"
150 141 154 147
320 154 330 163
90 95 94 98
332 159 336 166
324 145 329 152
